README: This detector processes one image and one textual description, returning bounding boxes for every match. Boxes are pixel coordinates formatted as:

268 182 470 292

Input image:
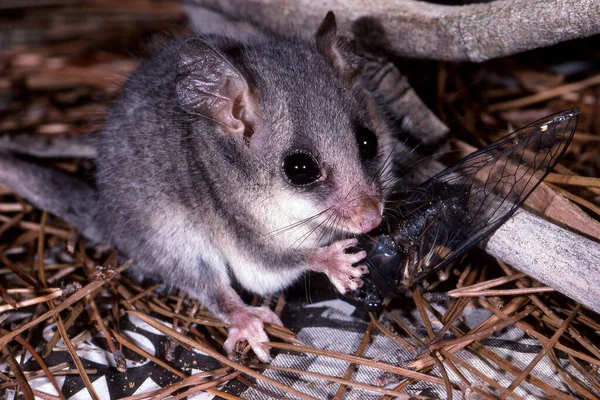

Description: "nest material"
1 1 600 399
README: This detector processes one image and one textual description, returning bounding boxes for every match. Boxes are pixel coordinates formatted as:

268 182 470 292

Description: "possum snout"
352 196 383 233
333 194 383 234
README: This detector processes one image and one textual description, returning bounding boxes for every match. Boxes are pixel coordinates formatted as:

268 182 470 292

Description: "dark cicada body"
346 109 579 311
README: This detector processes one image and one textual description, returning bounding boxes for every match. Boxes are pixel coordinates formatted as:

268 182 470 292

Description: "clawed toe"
337 238 359 249
309 239 370 294
223 307 281 363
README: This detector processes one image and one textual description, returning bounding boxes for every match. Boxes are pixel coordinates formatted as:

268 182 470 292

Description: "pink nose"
354 197 383 233
359 208 383 233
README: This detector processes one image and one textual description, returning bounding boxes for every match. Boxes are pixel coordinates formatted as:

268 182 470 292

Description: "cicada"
347 108 579 311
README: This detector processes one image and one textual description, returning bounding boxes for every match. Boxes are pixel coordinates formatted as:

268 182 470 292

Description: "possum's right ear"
315 11 363 84
175 39 258 139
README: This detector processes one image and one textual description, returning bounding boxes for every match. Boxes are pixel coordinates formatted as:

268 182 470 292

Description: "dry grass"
1 1 599 399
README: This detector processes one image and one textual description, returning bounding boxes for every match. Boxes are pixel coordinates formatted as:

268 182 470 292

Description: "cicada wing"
392 108 578 287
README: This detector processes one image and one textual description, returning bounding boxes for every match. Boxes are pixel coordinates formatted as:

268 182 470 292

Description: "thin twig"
447 287 555 298
0 290 63 313
264 342 446 386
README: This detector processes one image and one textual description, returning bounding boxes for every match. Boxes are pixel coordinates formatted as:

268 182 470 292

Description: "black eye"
356 125 378 160
282 150 321 186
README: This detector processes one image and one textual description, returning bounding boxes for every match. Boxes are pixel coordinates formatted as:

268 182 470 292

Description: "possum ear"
176 38 257 138
315 11 363 84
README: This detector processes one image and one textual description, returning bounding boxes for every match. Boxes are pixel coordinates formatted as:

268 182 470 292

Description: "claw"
350 276 364 289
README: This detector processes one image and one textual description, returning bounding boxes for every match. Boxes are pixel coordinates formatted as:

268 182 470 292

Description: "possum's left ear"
176 38 258 139
315 11 363 84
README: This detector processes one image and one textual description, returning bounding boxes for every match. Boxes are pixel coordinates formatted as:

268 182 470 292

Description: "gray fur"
0 153 101 242
95 31 393 315
0 20 399 359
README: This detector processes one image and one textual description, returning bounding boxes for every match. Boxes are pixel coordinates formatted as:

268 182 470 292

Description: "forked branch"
187 0 600 61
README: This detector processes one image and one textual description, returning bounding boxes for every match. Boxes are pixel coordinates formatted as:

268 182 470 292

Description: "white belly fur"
225 249 306 295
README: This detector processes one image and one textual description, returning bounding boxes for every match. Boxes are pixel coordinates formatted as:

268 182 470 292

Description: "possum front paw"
309 238 368 294
223 306 283 363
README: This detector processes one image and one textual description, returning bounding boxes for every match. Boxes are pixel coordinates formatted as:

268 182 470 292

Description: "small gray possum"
1 12 400 362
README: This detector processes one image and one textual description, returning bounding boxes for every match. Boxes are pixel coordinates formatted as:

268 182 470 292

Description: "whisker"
263 206 332 239
289 210 336 251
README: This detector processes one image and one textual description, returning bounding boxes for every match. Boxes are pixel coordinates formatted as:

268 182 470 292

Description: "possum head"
175 13 393 249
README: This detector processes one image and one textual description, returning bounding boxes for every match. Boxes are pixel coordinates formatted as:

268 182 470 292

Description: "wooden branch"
186 0 600 61
484 210 600 315
0 134 97 159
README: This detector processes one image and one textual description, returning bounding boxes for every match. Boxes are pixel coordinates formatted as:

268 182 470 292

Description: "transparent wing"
374 108 578 289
